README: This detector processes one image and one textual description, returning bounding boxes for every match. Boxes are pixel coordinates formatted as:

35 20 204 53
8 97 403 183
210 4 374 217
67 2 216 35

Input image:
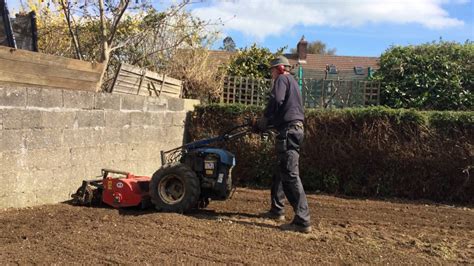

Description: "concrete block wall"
0 86 199 208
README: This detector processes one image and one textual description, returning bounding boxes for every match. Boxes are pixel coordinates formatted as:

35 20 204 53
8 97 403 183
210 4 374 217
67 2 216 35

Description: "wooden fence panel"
0 46 104 91
222 76 272 106
302 79 379 108
110 63 182 98
221 75 380 108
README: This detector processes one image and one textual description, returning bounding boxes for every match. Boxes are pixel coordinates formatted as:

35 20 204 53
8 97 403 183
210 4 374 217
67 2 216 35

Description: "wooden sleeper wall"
0 46 104 92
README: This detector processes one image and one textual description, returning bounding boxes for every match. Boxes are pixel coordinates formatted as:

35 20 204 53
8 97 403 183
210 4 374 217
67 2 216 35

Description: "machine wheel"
149 163 200 213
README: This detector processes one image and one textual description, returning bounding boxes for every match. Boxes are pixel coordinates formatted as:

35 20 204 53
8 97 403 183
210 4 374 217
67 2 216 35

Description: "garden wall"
0 86 198 208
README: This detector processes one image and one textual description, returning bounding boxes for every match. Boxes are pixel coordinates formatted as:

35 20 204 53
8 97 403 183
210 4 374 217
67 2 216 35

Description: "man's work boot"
260 211 285 221
280 222 312 234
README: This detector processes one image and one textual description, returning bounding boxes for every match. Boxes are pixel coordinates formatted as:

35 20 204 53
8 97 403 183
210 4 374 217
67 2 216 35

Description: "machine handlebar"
160 122 274 165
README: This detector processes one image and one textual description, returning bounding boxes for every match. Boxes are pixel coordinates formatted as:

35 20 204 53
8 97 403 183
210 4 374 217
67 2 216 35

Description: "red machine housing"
101 172 151 208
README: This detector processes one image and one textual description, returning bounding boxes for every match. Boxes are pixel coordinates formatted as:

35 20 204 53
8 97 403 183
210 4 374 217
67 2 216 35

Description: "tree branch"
59 0 83 60
130 34 191 66
98 0 109 62
108 0 130 46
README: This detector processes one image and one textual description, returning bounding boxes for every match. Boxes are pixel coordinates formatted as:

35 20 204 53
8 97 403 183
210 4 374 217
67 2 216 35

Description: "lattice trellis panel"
221 76 272 106
221 76 380 108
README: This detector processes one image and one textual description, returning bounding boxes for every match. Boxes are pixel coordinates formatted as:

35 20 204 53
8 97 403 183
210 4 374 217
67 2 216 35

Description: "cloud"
192 0 467 40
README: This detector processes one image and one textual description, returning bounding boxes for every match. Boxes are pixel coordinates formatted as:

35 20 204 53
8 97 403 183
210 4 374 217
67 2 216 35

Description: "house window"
354 66 364 75
327 64 338 74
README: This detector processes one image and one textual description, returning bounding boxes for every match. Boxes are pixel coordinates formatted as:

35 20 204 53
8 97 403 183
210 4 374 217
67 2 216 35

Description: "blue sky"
191 0 473 56
6 0 474 57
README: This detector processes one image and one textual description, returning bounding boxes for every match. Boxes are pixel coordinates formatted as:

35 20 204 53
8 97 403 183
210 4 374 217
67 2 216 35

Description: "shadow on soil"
188 209 282 230
62 199 156 215
242 185 473 208
62 199 281 230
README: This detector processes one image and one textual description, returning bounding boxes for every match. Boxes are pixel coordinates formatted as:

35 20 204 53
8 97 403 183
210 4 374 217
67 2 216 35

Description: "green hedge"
187 104 474 203
376 41 473 110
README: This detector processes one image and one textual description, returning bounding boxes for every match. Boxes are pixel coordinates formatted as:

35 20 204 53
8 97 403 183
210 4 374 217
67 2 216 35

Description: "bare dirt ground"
0 188 473 264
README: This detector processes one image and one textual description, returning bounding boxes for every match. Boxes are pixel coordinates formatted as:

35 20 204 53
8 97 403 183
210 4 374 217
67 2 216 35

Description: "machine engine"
181 148 235 200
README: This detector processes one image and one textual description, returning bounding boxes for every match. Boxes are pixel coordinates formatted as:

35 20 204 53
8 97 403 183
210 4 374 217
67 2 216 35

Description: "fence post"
301 78 305 106
0 0 16 48
109 63 123 93
232 76 237 104
226 76 231 103
136 67 147 96
250 78 255 105
363 81 367 106
30 11 38 52
220 76 225 103
377 81 381 105
320 80 325 107
298 65 303 92
243 76 248 104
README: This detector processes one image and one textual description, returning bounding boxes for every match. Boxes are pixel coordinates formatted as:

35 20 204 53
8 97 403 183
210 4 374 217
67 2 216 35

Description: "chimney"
297 35 308 64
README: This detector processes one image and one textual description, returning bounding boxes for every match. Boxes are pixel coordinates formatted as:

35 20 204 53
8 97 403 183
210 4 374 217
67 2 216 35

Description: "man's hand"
253 117 268 133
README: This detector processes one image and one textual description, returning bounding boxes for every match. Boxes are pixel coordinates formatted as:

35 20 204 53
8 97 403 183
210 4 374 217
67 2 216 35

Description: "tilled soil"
0 188 473 264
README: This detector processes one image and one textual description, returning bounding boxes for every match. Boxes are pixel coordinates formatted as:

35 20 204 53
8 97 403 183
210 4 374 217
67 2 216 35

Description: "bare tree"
97 0 130 63
58 0 83 60
29 0 222 92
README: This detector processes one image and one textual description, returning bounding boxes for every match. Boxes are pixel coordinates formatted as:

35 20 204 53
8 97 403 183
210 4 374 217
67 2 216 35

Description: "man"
255 55 311 233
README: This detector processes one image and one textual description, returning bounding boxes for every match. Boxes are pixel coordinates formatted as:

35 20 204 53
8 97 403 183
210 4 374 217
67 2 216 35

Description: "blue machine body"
192 148 236 166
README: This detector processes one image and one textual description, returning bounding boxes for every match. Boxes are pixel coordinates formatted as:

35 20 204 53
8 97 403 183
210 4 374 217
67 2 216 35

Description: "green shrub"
226 44 285 79
188 104 474 203
376 40 473 110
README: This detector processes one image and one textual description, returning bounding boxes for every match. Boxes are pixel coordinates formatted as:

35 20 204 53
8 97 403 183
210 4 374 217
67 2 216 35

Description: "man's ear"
277 65 285 74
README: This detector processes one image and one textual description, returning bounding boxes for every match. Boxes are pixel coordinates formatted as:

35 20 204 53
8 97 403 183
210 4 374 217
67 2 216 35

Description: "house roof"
207 50 379 70
284 53 379 70
207 50 234 68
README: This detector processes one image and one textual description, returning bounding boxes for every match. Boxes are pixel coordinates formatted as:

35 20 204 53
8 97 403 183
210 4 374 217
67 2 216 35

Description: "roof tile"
207 50 379 71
